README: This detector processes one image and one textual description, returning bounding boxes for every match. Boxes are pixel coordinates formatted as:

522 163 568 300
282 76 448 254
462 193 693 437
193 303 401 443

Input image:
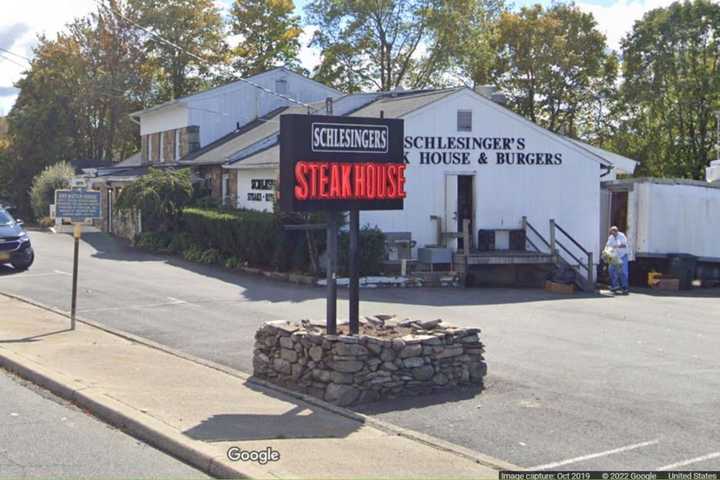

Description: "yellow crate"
648 271 663 287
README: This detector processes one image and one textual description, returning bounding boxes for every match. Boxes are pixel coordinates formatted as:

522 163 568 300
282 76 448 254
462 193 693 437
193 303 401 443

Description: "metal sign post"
348 209 360 335
71 223 81 330
54 189 101 331
326 213 339 334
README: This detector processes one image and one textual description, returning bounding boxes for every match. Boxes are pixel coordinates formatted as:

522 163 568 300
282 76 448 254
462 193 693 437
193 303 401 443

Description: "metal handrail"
554 222 590 256
526 236 542 253
525 220 551 250
555 239 588 272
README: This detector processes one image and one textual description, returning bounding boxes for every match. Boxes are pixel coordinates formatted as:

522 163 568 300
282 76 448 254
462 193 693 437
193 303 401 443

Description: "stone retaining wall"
253 317 486 406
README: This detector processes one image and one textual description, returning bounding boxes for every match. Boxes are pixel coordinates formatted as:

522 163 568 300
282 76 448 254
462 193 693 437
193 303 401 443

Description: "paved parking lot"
1 230 719 470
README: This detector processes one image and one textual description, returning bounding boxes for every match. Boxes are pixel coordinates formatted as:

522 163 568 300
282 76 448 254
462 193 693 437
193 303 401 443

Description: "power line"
94 0 315 112
0 53 26 69
0 47 31 63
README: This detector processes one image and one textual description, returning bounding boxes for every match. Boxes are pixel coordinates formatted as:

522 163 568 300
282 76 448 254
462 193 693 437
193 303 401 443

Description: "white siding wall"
140 106 189 135
360 90 602 267
188 70 341 147
635 183 720 258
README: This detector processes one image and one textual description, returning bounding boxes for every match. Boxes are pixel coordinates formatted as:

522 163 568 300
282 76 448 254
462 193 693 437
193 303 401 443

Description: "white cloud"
576 0 677 51
0 0 96 114
298 25 321 73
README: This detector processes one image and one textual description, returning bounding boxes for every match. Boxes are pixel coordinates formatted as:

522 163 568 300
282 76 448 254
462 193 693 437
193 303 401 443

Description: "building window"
275 79 288 95
159 132 165 163
457 110 472 132
147 135 153 162
175 129 181 161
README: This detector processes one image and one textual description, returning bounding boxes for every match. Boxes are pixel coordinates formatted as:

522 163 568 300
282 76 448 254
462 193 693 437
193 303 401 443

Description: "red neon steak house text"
294 161 406 200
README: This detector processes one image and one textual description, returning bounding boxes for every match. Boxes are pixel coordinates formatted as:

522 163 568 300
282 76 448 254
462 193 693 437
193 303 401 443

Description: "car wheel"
11 251 34 271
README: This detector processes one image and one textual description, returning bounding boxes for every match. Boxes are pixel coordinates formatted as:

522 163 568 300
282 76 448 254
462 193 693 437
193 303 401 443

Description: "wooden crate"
650 278 680 291
544 280 575 294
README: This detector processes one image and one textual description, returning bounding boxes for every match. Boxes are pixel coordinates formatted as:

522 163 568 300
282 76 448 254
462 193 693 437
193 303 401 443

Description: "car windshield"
0 209 14 226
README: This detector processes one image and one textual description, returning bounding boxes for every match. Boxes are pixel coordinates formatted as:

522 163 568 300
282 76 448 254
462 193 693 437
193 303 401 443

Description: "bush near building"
29 162 74 220
133 206 386 277
116 168 193 232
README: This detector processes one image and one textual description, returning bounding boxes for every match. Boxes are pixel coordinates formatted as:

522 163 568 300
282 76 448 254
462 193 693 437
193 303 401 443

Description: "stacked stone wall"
253 317 486 406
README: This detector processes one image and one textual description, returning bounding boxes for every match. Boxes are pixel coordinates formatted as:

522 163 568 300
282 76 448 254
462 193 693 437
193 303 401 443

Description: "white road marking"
658 452 720 470
528 439 660 470
0 271 70 279
78 297 194 313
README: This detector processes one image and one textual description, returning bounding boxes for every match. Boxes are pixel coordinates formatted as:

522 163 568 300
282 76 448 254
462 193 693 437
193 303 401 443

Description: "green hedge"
181 207 313 272
136 207 387 276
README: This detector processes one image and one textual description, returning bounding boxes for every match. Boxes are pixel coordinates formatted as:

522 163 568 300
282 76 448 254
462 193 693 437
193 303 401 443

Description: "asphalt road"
1 230 719 471
0 369 206 479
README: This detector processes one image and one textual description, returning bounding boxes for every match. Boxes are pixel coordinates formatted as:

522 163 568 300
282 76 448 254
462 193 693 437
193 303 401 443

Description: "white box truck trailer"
601 178 720 288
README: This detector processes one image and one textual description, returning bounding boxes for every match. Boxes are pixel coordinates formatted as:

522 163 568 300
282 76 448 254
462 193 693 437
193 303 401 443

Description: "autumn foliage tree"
615 0 720 179
229 0 303 77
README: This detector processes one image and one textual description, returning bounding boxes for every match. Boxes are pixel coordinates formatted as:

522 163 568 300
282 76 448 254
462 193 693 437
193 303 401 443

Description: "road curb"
0 290 519 473
0 349 247 479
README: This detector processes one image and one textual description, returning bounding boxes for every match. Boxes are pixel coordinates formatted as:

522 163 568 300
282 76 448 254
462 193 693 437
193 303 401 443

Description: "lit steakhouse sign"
279 114 405 212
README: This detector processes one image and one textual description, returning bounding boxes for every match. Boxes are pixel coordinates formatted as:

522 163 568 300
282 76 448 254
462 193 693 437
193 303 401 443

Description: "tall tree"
128 0 227 100
3 1 149 216
414 0 506 88
490 4 616 136
617 0 720 179
229 0 303 77
306 0 434 92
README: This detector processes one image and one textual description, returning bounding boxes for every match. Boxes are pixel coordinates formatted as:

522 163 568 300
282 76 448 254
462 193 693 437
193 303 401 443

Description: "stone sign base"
253 316 486 406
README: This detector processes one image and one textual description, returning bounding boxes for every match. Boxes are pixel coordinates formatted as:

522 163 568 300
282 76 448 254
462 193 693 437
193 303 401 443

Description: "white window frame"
159 132 165 163
147 134 153 162
457 110 472 132
175 130 181 161
275 78 288 95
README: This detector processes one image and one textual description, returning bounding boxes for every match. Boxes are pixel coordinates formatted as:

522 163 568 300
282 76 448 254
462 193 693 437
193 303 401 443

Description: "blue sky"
0 0 675 115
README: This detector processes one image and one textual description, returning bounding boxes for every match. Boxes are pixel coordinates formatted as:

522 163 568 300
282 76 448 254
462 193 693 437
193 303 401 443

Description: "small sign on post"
279 114 405 335
54 189 102 330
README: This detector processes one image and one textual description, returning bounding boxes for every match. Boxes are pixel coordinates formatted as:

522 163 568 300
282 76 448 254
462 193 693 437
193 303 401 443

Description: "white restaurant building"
100 69 640 287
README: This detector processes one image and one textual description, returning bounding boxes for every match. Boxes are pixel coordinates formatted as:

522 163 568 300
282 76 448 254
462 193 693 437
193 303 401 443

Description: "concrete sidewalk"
0 294 502 479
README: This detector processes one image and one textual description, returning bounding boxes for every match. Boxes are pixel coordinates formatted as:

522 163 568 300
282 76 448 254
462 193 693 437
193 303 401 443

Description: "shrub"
199 248 223 265
116 168 193 232
181 207 314 272
338 226 386 276
134 232 173 252
38 216 55 228
168 232 193 254
29 162 74 220
182 245 204 262
224 256 244 269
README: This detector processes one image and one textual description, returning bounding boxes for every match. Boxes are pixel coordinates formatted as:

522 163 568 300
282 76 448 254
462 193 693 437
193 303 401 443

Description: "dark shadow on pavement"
0 265 20 276
183 404 361 442
79 231 619 306
353 384 485 415
0 328 72 344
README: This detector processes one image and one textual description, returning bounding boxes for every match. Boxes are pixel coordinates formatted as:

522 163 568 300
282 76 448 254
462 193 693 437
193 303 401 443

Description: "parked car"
0 207 35 270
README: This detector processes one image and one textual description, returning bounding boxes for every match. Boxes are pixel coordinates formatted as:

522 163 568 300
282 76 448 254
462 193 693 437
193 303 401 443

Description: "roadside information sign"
55 190 102 220
54 189 101 331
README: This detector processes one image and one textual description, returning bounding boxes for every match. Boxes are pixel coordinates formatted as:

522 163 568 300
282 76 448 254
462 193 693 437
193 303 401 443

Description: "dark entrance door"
610 191 628 232
457 175 474 250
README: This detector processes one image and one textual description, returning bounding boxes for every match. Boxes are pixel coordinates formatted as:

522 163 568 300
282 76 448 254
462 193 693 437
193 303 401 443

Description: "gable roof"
223 87 638 172
130 67 343 118
179 107 287 166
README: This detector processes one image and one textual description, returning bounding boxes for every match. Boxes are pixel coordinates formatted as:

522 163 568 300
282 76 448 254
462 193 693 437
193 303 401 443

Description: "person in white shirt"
606 226 630 294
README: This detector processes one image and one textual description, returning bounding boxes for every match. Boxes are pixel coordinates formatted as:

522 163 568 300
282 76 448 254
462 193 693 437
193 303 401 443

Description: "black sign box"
279 114 405 212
